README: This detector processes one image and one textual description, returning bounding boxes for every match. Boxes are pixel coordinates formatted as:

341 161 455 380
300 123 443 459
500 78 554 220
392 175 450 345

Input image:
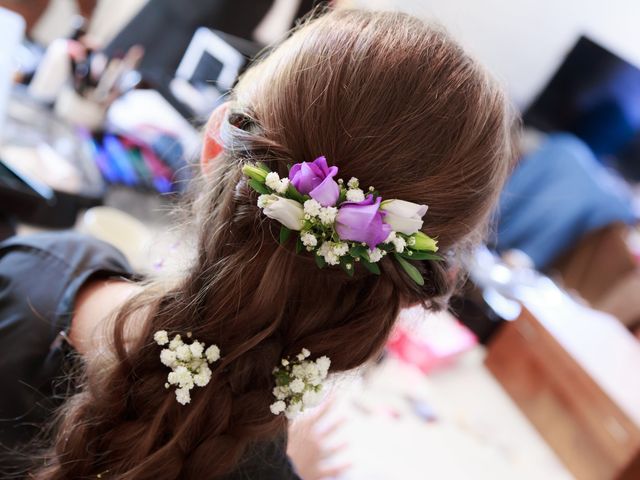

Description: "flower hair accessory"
154 330 221 405
270 348 330 419
242 156 440 285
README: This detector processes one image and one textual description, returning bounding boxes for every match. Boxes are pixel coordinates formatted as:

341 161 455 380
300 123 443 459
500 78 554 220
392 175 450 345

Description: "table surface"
516 280 640 427
313 320 572 480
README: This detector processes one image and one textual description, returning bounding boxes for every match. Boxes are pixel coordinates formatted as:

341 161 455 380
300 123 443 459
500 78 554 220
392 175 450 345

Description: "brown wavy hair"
37 8 517 479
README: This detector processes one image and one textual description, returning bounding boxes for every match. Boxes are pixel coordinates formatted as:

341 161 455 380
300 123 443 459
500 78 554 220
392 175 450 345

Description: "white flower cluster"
299 199 341 254
265 171 290 194
384 231 407 253
154 330 221 405
367 247 386 263
345 176 366 203
317 241 350 266
303 199 338 226
270 348 331 419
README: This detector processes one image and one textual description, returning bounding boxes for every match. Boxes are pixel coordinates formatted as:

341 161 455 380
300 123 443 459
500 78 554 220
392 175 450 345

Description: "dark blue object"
102 135 139 186
495 133 637 269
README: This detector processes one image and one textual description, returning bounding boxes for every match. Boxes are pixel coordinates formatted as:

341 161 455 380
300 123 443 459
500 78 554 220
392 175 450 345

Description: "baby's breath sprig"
270 348 331 419
154 330 221 405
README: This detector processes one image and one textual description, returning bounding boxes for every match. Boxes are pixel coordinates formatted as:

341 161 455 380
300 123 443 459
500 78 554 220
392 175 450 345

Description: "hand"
287 400 350 480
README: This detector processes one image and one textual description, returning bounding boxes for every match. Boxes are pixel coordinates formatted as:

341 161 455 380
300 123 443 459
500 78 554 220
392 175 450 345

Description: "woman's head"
41 9 517 479
193 6 516 328
210 7 515 297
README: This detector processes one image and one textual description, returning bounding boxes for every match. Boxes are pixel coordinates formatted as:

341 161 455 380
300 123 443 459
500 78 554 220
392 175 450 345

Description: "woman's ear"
200 102 230 173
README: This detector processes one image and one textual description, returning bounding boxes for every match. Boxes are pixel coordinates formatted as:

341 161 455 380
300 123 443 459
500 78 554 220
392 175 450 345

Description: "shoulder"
0 232 134 429
0 231 131 273
0 231 133 341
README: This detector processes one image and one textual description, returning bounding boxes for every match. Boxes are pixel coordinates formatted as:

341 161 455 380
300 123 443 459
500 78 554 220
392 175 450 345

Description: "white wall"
33 0 146 46
352 0 640 109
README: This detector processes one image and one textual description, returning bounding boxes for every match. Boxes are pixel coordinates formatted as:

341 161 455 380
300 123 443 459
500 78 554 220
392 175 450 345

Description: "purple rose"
289 156 340 207
335 195 392 250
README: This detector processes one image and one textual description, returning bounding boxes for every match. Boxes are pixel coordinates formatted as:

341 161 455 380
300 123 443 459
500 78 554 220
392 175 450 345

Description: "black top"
0 232 298 479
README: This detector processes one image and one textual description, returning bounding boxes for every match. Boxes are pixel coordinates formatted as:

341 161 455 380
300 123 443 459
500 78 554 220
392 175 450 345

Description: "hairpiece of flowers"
153 330 221 405
242 156 439 284
270 348 330 419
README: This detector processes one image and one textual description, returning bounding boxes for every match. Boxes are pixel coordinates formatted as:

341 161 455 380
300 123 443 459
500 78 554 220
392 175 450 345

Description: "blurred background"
0 1 639 479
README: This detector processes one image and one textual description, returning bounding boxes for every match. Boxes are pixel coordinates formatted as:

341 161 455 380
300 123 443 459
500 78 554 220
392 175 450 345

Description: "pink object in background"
386 307 477 374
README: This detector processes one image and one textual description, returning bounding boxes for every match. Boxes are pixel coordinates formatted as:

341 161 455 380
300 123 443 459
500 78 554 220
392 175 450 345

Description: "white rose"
380 200 428 235
260 195 304 231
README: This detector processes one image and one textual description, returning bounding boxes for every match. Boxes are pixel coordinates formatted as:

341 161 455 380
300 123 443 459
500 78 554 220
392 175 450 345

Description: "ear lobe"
200 102 229 173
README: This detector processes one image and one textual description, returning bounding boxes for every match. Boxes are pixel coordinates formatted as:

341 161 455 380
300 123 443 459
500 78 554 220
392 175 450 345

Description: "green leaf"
315 254 326 269
348 245 367 258
295 237 303 254
248 179 270 195
348 245 382 274
378 242 394 253
279 226 292 245
338 187 347 204
393 253 425 286
360 257 381 275
286 184 305 203
401 250 442 261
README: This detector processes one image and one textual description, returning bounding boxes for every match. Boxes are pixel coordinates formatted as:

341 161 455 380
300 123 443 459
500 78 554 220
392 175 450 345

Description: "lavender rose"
335 195 392 250
289 156 340 207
